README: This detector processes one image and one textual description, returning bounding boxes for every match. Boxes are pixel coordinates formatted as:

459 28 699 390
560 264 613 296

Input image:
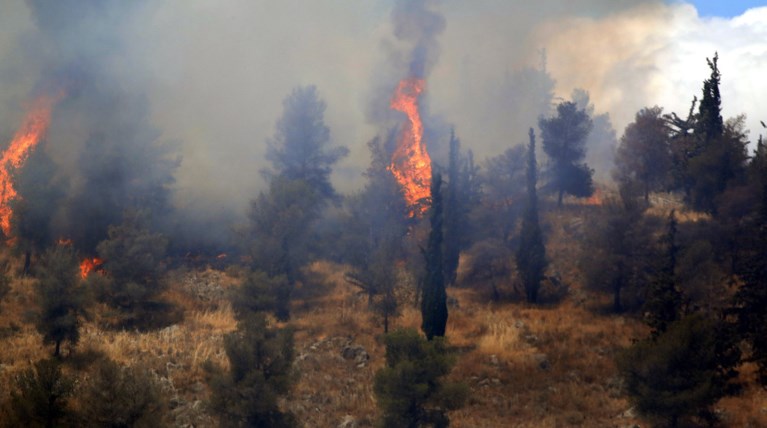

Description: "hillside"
1 205 765 427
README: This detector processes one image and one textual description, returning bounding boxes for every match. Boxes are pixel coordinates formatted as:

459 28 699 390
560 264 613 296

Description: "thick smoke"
1 1 765 253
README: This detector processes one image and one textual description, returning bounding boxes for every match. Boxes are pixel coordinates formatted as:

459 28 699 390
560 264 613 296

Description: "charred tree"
421 172 448 341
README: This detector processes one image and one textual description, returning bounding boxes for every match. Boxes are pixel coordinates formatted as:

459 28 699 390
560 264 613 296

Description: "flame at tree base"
0 92 64 238
389 77 432 216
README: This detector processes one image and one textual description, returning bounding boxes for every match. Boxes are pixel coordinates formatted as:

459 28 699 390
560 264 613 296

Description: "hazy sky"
0 1 765 218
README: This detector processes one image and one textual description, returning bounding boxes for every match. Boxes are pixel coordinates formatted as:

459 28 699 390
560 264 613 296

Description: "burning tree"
389 78 432 215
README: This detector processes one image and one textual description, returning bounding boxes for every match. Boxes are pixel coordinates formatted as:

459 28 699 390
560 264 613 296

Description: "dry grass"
1 232 767 427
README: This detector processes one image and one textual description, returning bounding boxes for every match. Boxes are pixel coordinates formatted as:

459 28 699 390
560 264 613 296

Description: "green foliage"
696 53 723 142
733 163 767 384
7 358 75 428
207 313 296 428
443 130 477 287
264 85 348 201
96 211 175 330
686 118 749 213
539 101 594 206
249 177 322 320
374 329 467 428
421 173 448 341
581 193 654 313
669 55 748 213
473 145 526 244
644 211 683 336
35 244 86 357
79 358 166 428
618 314 736 427
516 128 547 304
341 137 409 332
232 270 284 319
614 106 672 201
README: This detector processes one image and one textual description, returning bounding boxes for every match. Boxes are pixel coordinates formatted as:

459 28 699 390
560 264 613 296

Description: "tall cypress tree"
516 128 547 303
697 53 723 143
421 172 448 340
443 130 462 287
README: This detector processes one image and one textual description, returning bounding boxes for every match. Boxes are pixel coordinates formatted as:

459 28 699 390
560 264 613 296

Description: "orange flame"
389 78 432 216
584 187 603 206
80 257 103 279
0 92 63 238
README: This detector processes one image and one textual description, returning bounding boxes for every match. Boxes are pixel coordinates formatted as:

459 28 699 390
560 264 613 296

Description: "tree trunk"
613 284 623 313
54 340 61 358
558 189 564 207
23 250 31 276
383 311 389 334
644 181 650 203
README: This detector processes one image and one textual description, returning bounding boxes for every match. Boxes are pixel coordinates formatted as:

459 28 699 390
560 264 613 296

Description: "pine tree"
80 358 166 427
95 211 174 330
264 85 348 202
374 329 467 428
539 101 594 207
618 314 735 428
35 244 86 357
8 358 75 427
516 128 547 303
614 106 672 201
207 313 296 427
421 172 448 340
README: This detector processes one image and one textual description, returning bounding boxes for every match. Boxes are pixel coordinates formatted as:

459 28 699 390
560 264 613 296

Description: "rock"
489 354 499 366
341 345 368 363
337 415 358 428
532 353 550 370
619 407 636 418
524 334 539 344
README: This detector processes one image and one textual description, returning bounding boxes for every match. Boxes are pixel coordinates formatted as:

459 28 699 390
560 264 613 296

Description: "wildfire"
389 77 432 216
80 257 103 279
584 187 603 206
0 92 63 238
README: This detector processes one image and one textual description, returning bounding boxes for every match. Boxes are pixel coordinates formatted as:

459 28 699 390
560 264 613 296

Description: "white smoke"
1 0 765 228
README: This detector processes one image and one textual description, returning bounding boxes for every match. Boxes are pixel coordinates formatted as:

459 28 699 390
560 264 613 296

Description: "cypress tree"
516 128 547 303
443 130 461 287
421 172 448 340
644 210 683 337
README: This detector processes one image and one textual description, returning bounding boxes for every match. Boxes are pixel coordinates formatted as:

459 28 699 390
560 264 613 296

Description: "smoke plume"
1 0 765 252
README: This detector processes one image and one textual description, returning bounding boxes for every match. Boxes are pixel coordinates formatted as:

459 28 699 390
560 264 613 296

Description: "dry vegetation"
0 207 766 427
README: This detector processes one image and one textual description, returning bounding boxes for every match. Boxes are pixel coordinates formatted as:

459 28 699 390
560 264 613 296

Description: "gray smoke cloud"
1 0 764 251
